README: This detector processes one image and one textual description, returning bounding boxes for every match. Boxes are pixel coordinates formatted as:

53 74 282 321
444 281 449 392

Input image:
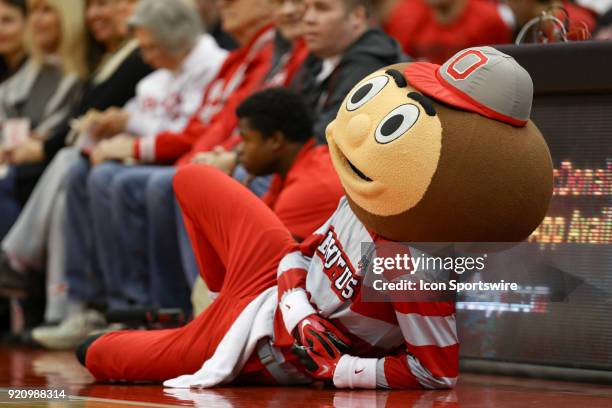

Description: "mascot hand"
291 314 350 380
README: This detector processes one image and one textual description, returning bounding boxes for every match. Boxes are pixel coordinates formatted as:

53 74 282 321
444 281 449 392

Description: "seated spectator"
384 0 513 63
199 88 343 241
202 0 309 192
29 0 269 350
186 88 344 305
0 0 88 238
166 0 307 167
292 0 404 143
0 0 27 83
0 0 152 330
87 3 227 155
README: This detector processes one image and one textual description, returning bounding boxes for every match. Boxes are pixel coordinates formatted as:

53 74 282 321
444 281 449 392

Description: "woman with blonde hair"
26 0 88 78
0 0 85 237
2 0 88 140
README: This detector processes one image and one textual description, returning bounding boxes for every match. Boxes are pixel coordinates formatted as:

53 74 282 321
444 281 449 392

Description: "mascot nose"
345 114 372 148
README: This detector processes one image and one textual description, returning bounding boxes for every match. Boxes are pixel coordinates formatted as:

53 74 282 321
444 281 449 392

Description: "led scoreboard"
456 42 612 373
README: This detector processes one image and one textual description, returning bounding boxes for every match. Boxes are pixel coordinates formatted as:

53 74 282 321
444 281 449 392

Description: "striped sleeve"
277 220 331 334
378 302 458 389
332 302 458 390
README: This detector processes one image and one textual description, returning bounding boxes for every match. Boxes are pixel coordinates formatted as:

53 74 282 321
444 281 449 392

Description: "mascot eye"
375 104 420 144
346 76 389 111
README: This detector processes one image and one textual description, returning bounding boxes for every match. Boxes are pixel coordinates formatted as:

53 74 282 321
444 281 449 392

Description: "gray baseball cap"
404 46 533 127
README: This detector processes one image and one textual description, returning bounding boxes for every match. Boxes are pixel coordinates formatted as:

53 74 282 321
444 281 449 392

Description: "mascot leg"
82 165 295 382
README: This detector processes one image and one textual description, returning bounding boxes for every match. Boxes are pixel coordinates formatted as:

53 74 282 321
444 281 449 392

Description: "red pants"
86 165 296 382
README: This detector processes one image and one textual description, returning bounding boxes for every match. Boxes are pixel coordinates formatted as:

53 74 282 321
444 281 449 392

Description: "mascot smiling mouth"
346 157 372 182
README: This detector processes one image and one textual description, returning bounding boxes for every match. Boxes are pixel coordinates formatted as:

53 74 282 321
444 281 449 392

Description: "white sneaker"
31 309 106 350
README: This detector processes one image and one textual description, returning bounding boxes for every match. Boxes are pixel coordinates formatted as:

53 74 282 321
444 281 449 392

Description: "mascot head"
326 46 553 242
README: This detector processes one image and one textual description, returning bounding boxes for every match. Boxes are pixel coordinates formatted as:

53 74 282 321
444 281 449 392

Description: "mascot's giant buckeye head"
326 46 553 242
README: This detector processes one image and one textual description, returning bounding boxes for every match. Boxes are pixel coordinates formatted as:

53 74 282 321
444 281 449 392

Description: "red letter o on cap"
446 50 489 81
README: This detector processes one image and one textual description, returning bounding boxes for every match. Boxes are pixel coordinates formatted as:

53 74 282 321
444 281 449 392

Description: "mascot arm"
277 230 329 333
368 301 458 389
333 301 458 390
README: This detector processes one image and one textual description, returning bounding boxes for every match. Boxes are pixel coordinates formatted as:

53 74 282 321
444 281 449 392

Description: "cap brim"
405 62 527 127
404 62 483 114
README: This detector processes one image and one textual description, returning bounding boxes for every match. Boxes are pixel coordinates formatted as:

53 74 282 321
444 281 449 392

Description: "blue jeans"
64 157 105 307
89 162 154 308
65 160 273 313
65 159 155 309
93 165 192 313
0 166 21 240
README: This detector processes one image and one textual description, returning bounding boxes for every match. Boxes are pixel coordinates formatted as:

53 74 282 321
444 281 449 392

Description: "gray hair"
129 0 202 55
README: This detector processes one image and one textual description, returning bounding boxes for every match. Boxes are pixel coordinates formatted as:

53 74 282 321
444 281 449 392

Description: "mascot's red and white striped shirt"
274 197 458 389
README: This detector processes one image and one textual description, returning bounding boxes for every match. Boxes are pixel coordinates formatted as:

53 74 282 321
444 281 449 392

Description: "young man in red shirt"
185 88 344 301
197 87 343 242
